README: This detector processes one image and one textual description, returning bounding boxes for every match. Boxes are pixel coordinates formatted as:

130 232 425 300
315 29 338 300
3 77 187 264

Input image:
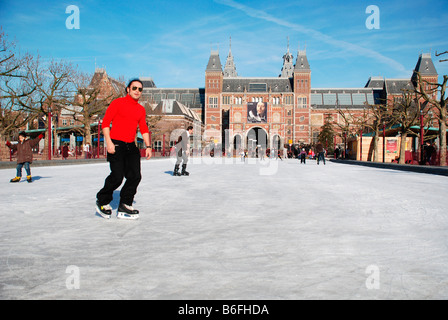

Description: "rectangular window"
223 96 230 104
153 93 165 102
337 93 352 105
323 93 337 105
167 93 179 100
366 93 374 105
311 94 322 105
248 83 267 92
209 97 218 108
182 93 194 104
284 96 293 105
352 93 367 105
297 97 307 108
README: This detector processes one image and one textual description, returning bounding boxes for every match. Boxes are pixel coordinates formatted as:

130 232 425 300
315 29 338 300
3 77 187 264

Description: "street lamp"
97 117 102 159
48 107 52 160
420 110 424 165
344 131 347 159
359 128 363 161
382 121 386 163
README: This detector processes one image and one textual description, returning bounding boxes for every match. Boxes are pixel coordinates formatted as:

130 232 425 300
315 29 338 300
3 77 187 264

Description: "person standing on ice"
6 131 43 183
95 79 152 220
315 143 326 165
299 148 307 164
173 125 193 176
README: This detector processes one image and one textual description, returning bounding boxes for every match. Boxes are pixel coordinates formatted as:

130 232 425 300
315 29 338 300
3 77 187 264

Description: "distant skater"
316 143 326 165
6 131 43 183
299 148 307 164
173 125 193 176
96 79 152 220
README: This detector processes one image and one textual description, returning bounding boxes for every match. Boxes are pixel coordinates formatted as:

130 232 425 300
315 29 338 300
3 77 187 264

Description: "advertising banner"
247 102 267 123
386 138 398 153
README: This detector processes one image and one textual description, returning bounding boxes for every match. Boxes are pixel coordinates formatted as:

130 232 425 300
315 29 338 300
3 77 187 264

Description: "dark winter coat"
6 134 43 164
62 145 69 158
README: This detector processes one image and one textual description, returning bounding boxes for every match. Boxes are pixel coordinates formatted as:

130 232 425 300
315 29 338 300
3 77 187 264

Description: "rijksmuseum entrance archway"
246 127 268 155
233 134 243 151
271 134 282 150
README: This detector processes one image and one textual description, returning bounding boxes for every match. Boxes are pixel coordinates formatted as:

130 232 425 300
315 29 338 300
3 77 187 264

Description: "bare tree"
333 108 358 158
435 50 448 63
415 72 448 166
0 31 37 140
12 55 77 157
59 70 119 144
389 91 422 164
140 96 163 141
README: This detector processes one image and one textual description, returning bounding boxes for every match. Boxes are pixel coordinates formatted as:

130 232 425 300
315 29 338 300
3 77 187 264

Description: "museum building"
141 42 438 155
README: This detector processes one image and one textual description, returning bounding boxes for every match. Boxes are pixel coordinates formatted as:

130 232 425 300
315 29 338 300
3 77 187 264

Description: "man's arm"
142 132 152 160
103 127 115 154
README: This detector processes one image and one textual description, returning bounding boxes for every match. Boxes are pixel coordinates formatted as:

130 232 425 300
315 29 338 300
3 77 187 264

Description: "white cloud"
214 0 408 74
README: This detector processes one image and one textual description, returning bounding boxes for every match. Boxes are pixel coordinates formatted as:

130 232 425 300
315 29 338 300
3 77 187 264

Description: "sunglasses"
131 86 143 92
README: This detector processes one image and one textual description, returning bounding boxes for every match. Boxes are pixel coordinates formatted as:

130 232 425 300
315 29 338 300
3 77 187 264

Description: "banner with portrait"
247 102 267 123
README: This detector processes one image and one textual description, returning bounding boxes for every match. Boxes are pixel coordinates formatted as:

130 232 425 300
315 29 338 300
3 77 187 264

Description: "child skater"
6 131 43 183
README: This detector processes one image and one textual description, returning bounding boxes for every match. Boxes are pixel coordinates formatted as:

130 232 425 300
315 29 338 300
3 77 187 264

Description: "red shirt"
102 95 149 143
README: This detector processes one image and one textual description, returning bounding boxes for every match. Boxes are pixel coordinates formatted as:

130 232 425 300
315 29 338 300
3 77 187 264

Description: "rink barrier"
330 159 448 177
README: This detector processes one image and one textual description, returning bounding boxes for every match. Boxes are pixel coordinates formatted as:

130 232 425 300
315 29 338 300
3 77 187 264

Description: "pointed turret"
411 53 438 86
294 47 310 72
280 37 294 78
206 49 223 72
224 37 238 78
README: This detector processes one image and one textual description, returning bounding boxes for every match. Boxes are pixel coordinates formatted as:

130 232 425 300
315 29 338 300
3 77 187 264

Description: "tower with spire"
205 47 224 140
224 37 238 78
280 37 294 78
293 44 311 144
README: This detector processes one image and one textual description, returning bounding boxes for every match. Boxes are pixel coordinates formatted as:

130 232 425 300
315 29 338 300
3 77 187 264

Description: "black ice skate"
181 164 189 176
27 175 32 183
173 164 181 176
117 203 139 220
96 201 112 219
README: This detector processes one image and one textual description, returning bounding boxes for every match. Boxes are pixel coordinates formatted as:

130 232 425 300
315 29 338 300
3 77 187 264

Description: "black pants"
97 140 141 206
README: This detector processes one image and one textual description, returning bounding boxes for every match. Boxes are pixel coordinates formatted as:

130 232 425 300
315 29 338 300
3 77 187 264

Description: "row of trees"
0 30 121 153
1 29 169 159
317 59 447 166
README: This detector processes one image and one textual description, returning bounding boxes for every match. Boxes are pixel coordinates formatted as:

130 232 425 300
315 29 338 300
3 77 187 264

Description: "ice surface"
0 157 447 299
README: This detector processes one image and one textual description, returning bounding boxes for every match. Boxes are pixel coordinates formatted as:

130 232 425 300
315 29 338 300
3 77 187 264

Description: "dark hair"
126 78 143 93
187 126 193 131
18 131 27 137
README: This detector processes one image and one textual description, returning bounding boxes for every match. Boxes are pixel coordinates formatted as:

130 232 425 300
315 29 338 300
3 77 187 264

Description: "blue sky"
1 0 448 89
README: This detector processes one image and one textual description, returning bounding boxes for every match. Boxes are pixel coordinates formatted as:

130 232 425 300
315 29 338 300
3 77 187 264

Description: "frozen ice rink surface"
0 157 447 300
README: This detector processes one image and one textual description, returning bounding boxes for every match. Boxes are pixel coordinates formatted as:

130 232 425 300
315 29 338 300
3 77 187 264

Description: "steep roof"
294 50 310 72
385 79 414 95
140 77 156 88
365 76 385 89
206 50 223 72
413 53 438 76
89 68 125 95
153 99 201 122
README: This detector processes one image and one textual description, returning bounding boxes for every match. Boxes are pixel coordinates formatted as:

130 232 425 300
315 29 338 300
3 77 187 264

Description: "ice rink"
1 157 447 300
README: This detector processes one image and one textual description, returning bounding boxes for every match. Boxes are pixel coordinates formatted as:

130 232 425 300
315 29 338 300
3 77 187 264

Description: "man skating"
173 126 193 176
95 79 152 220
